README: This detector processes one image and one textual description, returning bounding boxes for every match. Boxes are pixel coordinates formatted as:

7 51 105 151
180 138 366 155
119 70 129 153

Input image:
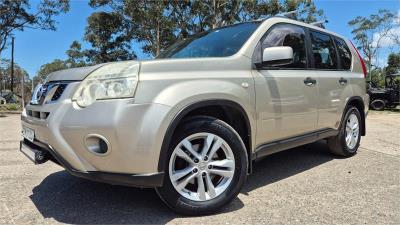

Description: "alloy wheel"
345 113 360 150
168 132 235 201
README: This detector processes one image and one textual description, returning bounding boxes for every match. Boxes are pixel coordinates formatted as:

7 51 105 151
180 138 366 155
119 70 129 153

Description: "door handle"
304 77 317 86
339 77 348 85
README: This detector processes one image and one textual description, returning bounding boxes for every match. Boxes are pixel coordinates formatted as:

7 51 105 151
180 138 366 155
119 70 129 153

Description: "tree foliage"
348 9 397 79
0 0 70 54
89 0 326 57
34 0 326 83
84 11 136 63
35 59 68 84
66 41 87 67
0 60 31 102
386 52 400 76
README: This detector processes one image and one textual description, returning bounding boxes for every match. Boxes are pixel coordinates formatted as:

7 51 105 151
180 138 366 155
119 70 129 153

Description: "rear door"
308 31 350 130
253 23 318 145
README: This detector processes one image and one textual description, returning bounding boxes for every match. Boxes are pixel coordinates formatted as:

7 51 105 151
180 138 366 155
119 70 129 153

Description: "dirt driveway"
0 111 399 224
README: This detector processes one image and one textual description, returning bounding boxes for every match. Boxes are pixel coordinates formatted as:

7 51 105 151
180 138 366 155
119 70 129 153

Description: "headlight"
72 61 140 107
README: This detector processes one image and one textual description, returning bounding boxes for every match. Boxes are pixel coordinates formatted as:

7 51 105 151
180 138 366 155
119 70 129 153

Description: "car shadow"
30 140 336 223
243 140 336 193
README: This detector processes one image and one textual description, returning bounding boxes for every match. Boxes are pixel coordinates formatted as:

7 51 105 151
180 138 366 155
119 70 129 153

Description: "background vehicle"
20 16 368 215
368 75 400 110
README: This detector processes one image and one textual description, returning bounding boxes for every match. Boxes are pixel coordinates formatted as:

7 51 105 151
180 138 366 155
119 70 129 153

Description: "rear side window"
334 37 352 70
262 24 307 69
310 31 338 70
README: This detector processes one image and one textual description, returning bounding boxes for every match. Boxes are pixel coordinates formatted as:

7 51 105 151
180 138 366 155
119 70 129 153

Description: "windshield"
157 22 261 59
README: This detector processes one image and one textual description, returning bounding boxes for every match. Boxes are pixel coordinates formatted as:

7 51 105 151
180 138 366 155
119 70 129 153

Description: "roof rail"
256 10 328 29
255 10 297 21
276 10 298 18
310 20 328 29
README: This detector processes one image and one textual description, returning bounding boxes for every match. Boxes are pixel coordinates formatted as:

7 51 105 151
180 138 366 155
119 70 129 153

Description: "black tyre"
327 106 362 157
156 116 248 215
370 99 385 110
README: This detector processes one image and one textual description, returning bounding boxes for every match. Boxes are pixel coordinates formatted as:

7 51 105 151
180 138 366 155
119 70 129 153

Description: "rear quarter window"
334 37 352 70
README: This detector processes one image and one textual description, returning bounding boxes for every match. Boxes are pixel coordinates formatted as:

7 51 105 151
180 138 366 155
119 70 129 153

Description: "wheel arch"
343 96 366 136
157 99 253 174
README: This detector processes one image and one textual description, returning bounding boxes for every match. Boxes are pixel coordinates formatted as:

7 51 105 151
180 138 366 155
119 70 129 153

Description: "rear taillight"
350 41 367 78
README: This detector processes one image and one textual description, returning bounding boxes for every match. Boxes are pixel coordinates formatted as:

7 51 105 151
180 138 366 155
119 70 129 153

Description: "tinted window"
262 24 307 68
334 37 352 70
310 31 338 69
157 22 260 58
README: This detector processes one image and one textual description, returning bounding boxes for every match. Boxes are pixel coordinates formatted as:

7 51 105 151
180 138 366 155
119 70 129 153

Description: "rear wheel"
327 106 362 157
156 116 248 215
370 99 385 110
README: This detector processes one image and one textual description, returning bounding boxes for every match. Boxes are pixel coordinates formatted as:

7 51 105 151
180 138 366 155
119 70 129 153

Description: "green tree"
90 0 175 56
0 61 31 102
122 1 175 56
370 67 386 88
90 0 325 57
84 11 136 63
385 52 400 76
34 59 68 85
240 0 281 21
66 41 87 67
282 0 325 23
349 9 396 79
0 0 69 63
0 0 69 92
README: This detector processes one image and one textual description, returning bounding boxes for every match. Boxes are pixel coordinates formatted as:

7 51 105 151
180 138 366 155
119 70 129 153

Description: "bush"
0 103 22 111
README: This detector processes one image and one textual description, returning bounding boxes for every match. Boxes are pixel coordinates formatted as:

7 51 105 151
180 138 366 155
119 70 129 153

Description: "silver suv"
20 17 369 215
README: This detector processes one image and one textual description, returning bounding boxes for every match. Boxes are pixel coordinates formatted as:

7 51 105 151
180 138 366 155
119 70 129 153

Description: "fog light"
84 134 110 155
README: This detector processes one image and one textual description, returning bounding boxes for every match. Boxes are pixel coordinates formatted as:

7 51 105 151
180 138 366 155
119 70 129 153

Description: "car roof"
259 16 347 41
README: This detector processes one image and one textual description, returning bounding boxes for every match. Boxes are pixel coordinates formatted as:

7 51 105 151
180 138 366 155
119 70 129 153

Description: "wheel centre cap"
198 161 207 170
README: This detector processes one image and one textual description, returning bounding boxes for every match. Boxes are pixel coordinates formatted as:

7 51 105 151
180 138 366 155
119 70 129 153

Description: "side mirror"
262 46 293 67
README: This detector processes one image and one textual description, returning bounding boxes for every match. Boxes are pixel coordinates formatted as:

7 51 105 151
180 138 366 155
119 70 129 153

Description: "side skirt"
252 128 338 160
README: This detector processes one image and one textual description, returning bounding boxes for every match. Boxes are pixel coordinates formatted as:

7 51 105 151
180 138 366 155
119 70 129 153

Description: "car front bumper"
21 82 172 187
20 139 164 187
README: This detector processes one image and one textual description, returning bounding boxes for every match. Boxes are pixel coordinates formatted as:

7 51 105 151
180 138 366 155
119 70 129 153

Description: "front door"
254 23 318 146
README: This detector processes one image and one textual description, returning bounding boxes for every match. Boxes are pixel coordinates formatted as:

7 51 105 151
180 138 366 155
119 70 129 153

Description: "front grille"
51 83 68 101
32 81 70 105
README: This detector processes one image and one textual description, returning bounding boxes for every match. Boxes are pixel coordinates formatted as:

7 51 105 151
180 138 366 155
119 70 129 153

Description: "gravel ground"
0 111 399 224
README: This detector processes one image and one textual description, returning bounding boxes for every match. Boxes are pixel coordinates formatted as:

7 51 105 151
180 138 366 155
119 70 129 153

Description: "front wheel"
156 116 248 215
327 106 362 157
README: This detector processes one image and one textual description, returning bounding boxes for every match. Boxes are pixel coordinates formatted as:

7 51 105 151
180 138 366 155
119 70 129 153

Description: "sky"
2 0 400 78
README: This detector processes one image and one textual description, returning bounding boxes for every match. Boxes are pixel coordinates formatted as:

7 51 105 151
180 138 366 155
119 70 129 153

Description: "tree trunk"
156 21 160 56
21 71 24 107
212 0 217 29
0 50 2 94
10 37 15 93
368 54 372 82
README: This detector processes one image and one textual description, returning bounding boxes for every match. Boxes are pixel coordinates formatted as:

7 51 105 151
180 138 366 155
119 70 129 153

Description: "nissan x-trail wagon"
20 17 369 215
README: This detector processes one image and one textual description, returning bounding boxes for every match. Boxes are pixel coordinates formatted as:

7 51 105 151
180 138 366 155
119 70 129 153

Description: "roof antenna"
310 20 329 28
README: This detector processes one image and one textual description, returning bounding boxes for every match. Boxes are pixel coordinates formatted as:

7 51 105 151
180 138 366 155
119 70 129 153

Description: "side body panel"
135 56 257 160
346 40 368 115
315 70 353 130
253 70 318 145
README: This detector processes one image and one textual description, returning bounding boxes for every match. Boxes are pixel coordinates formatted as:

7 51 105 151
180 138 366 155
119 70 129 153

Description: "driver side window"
261 24 307 69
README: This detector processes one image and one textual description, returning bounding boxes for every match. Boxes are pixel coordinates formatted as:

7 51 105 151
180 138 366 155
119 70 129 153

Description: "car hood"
45 56 248 82
46 63 107 82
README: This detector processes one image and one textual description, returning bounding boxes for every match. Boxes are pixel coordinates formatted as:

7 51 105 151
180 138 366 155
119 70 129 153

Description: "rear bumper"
20 139 164 188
